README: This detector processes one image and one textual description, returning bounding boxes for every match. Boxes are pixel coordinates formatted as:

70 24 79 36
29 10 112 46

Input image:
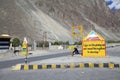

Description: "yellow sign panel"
22 42 27 48
21 48 28 56
82 30 106 57
68 45 75 51
82 40 106 57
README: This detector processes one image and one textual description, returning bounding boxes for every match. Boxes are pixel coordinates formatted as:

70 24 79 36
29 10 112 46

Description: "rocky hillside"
0 0 120 42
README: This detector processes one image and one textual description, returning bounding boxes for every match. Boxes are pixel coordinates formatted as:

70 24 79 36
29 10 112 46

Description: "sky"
105 0 120 11
74 28 80 34
88 30 97 38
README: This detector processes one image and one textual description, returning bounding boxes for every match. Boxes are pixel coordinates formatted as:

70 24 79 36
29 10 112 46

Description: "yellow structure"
82 30 106 57
21 37 28 56
68 45 75 51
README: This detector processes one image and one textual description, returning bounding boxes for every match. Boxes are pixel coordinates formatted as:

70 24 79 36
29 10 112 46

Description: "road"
0 45 120 69
106 46 120 57
0 68 120 80
0 46 120 80
0 51 71 69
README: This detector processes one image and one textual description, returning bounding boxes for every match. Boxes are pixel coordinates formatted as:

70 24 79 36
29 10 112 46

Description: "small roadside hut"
0 34 11 53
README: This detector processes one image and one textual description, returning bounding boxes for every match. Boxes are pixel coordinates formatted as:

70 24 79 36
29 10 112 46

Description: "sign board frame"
72 25 82 36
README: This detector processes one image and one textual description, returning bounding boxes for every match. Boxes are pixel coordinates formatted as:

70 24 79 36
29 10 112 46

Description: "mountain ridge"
0 0 120 42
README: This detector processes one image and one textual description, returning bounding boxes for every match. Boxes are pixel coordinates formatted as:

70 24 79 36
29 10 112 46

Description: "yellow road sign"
82 30 106 57
22 42 27 48
82 40 106 57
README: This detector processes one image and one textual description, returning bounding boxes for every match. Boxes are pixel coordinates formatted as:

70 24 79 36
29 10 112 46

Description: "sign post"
21 37 28 64
82 30 106 57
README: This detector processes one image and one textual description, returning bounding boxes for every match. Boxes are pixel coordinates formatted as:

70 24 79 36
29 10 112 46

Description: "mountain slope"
0 0 120 42
35 0 120 40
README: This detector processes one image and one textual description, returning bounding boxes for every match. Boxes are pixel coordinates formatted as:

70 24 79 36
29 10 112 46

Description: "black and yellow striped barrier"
12 63 120 70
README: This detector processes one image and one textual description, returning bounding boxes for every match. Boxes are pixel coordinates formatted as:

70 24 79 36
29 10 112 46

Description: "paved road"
0 51 71 69
0 68 120 80
0 45 119 69
0 46 120 80
106 46 120 57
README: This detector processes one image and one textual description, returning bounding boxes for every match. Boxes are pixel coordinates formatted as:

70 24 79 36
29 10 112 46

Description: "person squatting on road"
72 47 80 56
